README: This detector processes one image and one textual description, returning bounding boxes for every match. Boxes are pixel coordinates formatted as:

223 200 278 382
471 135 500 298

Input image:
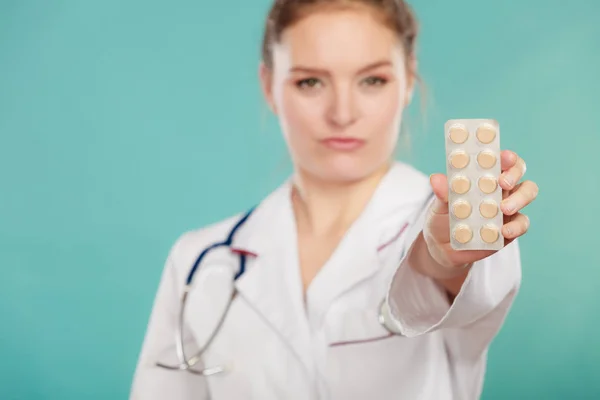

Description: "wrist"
408 232 471 281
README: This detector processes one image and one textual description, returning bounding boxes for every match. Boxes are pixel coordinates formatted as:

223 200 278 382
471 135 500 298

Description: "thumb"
429 173 449 215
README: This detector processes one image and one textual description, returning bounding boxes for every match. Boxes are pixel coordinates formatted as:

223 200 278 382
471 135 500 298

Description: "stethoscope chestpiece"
378 298 405 336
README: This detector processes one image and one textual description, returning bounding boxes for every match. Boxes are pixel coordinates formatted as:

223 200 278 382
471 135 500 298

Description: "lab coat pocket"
324 307 394 347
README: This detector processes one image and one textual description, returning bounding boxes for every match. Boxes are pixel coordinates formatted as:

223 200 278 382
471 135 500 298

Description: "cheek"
278 86 324 144
362 85 403 142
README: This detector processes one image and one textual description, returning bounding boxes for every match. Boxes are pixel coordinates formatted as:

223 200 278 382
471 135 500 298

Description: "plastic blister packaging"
444 119 504 251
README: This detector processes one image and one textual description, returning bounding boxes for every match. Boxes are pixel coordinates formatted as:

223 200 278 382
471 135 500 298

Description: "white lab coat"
130 161 521 400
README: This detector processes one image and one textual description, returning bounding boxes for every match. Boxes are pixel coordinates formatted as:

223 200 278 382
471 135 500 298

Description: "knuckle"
508 221 522 238
510 171 521 186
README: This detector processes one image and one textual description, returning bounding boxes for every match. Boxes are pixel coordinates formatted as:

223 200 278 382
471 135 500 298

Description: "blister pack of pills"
444 119 504 251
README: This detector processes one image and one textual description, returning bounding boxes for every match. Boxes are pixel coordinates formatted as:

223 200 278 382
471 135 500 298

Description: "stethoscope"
155 192 433 376
155 207 255 376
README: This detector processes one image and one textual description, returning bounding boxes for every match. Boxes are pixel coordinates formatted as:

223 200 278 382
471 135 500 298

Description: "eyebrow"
289 60 393 75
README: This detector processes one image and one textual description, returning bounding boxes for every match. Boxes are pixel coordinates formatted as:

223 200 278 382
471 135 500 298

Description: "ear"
259 62 277 115
404 55 417 106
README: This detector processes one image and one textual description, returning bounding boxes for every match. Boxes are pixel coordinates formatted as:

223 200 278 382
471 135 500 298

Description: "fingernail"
504 226 512 237
503 176 514 188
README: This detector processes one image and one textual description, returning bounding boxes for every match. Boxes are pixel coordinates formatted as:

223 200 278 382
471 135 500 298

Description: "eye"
361 76 388 86
296 78 323 89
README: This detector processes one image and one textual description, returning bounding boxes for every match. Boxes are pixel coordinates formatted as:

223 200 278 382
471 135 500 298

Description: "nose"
326 83 357 129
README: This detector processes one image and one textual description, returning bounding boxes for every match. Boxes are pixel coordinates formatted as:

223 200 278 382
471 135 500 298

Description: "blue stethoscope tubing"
186 207 256 285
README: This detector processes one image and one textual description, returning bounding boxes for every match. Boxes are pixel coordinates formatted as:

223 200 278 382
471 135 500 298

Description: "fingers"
500 150 518 171
429 173 449 215
501 180 539 215
499 154 526 191
502 212 530 239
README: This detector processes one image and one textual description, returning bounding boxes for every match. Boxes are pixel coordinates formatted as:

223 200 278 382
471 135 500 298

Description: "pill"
479 200 499 218
452 200 472 219
476 124 496 144
478 176 498 194
477 151 496 169
453 225 473 244
449 125 469 144
451 176 471 194
480 225 500 243
450 151 469 169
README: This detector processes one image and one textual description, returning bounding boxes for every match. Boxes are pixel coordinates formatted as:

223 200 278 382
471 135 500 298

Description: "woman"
130 0 538 399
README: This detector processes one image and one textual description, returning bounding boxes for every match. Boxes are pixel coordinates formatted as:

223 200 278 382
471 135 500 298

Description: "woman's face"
260 7 415 184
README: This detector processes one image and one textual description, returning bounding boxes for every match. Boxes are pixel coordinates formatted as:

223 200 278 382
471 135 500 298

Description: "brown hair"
261 0 419 72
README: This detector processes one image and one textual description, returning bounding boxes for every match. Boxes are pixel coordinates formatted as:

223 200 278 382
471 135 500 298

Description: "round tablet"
476 124 496 144
451 176 471 194
479 200 499 218
478 176 498 194
477 151 496 169
449 151 469 169
452 200 472 219
453 225 473 244
480 225 500 243
449 125 469 144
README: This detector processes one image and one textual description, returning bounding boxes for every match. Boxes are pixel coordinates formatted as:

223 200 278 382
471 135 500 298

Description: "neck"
291 162 391 237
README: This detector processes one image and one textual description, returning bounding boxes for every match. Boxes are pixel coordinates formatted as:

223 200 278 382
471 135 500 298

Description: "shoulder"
161 180 289 282
164 211 249 279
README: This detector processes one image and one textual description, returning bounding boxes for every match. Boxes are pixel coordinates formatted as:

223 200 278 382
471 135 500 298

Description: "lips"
321 137 365 151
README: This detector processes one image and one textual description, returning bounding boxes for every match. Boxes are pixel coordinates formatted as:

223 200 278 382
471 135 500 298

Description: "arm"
380 184 522 338
380 215 522 400
384 227 521 338
384 150 534 338
130 250 210 400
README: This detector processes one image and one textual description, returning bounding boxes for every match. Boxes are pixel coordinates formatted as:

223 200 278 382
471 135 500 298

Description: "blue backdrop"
1 0 599 398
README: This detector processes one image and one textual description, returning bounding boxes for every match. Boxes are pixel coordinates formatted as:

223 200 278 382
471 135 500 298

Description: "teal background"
1 0 598 398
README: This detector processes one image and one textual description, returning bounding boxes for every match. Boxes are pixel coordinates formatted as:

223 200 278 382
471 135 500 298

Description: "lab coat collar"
232 179 314 379
230 162 431 373
303 162 432 321
232 161 430 258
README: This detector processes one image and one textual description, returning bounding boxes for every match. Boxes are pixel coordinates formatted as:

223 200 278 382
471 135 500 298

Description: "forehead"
273 7 405 71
